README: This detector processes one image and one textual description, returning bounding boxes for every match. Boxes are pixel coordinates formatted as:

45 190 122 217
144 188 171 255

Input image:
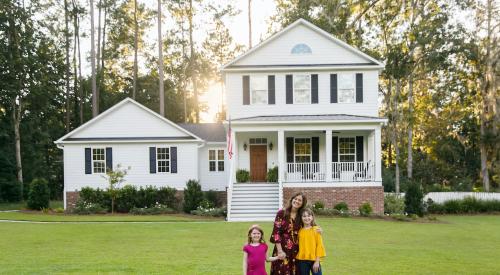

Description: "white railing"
385 192 500 203
331 161 374 182
286 162 326 182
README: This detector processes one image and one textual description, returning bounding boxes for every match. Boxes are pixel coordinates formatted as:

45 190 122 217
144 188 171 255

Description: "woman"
269 192 307 275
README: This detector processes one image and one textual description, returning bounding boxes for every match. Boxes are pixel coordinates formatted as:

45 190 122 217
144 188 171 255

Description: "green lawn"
1 214 499 274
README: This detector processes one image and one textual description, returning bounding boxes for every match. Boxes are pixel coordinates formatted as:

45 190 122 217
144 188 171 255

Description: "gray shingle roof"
231 114 385 122
178 123 226 142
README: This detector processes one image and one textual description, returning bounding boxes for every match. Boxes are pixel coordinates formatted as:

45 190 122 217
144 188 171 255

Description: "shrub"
384 193 405 214
266 166 278 182
54 207 65 214
334 202 349 211
427 197 500 214
404 183 424 217
115 185 138 213
79 187 111 210
130 202 176 215
73 200 107 214
313 201 325 210
0 178 22 202
204 190 219 208
236 169 249 183
313 208 341 216
359 202 373 217
183 180 203 213
157 186 177 209
137 185 157 208
27 178 50 210
191 206 227 217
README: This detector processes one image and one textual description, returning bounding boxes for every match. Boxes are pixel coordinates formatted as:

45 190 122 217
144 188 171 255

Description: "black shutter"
286 75 293 104
268 75 275 104
356 73 363 103
312 137 319 162
105 147 113 171
356 136 364 162
311 74 318 104
171 147 177 173
332 137 339 162
330 74 338 103
85 148 92 174
243 75 250 105
149 147 156 174
286 137 294 163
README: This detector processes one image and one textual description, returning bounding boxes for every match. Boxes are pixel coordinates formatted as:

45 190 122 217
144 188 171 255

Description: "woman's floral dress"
270 209 300 275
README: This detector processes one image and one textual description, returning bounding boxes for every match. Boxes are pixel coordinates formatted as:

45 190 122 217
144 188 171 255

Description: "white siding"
198 144 229 191
63 143 199 191
226 70 379 119
233 24 369 66
73 102 190 138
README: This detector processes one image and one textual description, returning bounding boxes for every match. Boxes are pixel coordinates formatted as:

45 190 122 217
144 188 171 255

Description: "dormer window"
250 76 268 104
291 43 312 54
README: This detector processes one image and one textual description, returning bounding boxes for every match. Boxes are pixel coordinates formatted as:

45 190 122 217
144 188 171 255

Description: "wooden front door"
250 145 267 182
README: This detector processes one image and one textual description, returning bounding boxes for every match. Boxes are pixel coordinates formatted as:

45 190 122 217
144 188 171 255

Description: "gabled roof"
221 18 384 70
178 123 226 143
55 98 204 144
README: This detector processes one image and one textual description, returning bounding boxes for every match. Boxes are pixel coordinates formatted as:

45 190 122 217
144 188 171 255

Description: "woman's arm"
275 243 286 259
312 257 321 273
242 252 248 275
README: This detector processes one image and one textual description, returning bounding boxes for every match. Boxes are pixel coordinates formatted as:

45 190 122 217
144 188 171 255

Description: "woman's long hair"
284 192 307 226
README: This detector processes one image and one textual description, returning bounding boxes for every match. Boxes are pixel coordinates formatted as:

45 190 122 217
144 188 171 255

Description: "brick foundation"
65 190 227 210
283 186 384 214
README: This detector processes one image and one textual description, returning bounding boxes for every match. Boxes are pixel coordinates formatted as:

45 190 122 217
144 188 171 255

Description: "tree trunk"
101 3 107 72
248 0 252 48
90 0 98 117
158 0 165 116
13 100 23 194
64 0 71 133
393 79 401 194
76 3 83 124
407 72 414 179
480 122 490 191
189 0 198 123
96 0 102 70
72 1 78 125
133 0 138 99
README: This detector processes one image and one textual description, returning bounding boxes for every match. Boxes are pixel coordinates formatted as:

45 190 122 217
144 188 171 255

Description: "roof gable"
222 19 383 69
55 98 202 143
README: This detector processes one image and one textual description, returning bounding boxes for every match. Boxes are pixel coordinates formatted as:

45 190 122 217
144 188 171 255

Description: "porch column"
325 130 332 182
231 131 238 183
278 130 285 182
374 125 382 182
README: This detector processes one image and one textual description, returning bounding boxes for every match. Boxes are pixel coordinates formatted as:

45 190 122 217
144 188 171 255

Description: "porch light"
243 142 247 151
269 142 273 151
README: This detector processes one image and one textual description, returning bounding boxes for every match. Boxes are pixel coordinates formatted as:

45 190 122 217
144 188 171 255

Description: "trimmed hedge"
27 178 50 210
427 197 500 214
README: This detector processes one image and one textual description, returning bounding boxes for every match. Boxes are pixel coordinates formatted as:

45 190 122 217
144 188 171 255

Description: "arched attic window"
291 43 312 54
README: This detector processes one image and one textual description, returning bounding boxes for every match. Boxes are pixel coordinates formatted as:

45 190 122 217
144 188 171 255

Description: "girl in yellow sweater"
296 208 326 275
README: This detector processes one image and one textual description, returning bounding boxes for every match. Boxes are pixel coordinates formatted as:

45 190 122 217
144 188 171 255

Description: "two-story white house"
55 19 386 221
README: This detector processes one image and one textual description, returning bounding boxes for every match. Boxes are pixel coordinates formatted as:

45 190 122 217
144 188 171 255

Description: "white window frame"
250 75 268 105
92 148 106 174
338 73 356 103
157 147 170 173
294 138 312 163
338 137 356 162
293 74 311 104
208 149 225 172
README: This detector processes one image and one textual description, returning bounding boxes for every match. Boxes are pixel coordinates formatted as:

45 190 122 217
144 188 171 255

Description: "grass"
1 213 500 274
0 200 63 211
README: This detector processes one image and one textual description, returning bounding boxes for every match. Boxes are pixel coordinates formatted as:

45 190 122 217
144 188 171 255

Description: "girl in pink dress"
243 225 280 275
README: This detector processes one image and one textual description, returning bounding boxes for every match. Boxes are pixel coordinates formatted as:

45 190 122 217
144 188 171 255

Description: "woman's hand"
313 260 321 273
315 226 323 235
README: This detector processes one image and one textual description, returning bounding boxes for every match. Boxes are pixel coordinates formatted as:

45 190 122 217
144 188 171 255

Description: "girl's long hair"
300 207 317 227
284 192 307 226
247 224 265 244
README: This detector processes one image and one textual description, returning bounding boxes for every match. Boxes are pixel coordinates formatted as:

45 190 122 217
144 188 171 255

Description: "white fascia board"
222 65 384 72
56 139 204 144
229 119 387 125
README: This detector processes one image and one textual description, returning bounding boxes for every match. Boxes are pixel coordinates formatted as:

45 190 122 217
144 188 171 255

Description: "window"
92 148 106 173
250 76 267 104
339 137 356 162
249 138 267 145
294 138 311 163
209 149 224 172
338 74 355 103
291 43 312 54
294 75 311 104
157 147 170 173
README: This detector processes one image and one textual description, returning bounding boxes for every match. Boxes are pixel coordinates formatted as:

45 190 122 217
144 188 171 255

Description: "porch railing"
285 161 374 182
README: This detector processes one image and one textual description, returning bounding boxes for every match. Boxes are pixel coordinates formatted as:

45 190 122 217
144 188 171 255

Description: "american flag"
227 117 233 160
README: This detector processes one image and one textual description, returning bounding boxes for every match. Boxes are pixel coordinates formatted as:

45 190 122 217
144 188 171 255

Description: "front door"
250 145 267 182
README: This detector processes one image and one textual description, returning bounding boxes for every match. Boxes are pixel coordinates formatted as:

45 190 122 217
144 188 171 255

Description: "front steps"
228 183 280 222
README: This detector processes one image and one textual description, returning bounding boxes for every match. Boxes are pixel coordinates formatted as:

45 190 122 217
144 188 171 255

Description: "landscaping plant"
27 178 50 210
404 182 424 217
183 179 203 213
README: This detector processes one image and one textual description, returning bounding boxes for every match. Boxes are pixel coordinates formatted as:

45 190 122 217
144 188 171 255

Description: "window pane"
209 161 216 171
339 89 355 103
295 156 311 163
294 75 310 89
93 161 105 173
252 89 267 104
218 161 224 171
251 76 267 90
217 150 224 160
251 76 267 105
339 74 354 90
209 150 215 160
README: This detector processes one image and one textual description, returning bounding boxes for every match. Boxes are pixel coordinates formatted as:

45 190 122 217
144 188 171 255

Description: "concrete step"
232 193 278 198
231 205 279 210
229 214 276 222
231 200 279 206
